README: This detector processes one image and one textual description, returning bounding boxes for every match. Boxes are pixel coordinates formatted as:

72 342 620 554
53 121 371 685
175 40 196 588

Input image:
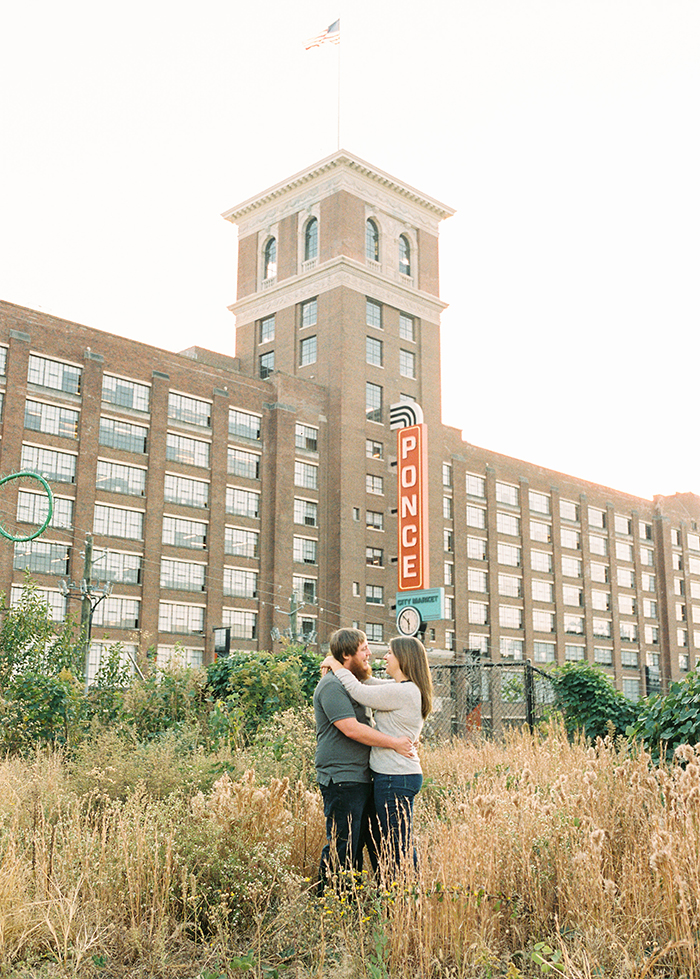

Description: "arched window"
264 238 277 280
366 219 379 262
399 235 411 277
304 218 318 262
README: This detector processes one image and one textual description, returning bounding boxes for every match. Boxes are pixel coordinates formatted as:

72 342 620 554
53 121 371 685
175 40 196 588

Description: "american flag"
304 19 340 49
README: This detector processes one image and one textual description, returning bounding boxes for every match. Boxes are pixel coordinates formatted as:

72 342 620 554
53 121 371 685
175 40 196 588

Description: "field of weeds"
0 718 698 979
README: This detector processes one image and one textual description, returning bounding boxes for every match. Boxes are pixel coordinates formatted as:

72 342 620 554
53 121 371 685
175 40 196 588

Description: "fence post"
524 659 535 734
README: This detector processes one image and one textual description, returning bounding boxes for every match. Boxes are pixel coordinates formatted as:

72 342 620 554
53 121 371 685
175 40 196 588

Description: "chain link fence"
424 659 557 741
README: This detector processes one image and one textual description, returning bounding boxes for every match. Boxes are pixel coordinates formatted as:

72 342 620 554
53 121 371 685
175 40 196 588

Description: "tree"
550 661 639 742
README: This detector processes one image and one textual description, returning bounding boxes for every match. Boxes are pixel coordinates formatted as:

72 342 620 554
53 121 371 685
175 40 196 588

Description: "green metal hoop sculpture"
0 471 54 542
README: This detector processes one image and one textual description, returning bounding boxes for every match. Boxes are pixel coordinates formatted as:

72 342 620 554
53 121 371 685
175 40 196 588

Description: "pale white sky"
1 1 698 501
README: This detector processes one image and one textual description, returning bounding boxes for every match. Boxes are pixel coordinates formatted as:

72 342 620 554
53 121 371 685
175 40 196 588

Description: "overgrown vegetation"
549 661 641 741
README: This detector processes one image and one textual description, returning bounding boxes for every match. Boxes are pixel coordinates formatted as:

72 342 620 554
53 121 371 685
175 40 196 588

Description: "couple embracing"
313 627 433 892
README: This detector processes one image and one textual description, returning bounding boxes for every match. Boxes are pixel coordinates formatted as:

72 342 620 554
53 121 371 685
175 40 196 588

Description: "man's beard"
348 658 371 681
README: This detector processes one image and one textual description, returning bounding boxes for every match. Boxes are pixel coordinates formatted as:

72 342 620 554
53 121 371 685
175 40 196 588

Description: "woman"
321 636 432 872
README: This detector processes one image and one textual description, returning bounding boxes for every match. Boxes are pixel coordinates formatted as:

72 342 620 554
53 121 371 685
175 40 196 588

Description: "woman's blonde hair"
389 636 433 719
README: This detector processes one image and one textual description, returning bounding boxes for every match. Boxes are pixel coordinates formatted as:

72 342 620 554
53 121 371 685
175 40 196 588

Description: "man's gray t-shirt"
314 672 372 785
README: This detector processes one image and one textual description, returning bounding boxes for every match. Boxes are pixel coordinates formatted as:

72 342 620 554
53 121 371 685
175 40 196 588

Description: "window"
561 528 580 550
467 537 487 560
497 512 520 536
157 646 203 669
260 315 275 343
529 490 550 514
498 543 521 567
620 621 638 641
228 448 260 480
366 584 383 605
532 579 554 603
531 521 552 543
589 534 607 556
352 581 360 597
588 507 606 529
688 533 700 551
367 511 384 531
466 473 485 497
592 590 610 611
643 598 658 618
292 575 316 604
531 550 553 573
259 351 275 379
17 491 73 530
295 461 318 490
592 618 611 639
466 506 486 529
469 634 489 656
224 568 258 599
222 609 257 640
229 409 262 441
21 445 76 483
640 547 654 567
366 439 383 459
621 649 639 668
563 585 583 607
366 336 383 366
25 400 79 439
594 647 613 665
498 573 521 597
225 527 259 559
94 460 146 497
13 540 70 575
615 514 632 535
296 423 318 452
293 536 317 564
366 474 383 495
92 549 142 585
99 417 148 453
615 541 633 563
366 298 382 329
676 602 687 621
164 473 209 508
640 521 654 541
496 483 519 506
398 234 411 276
399 349 416 378
675 578 685 596
565 644 585 662
591 562 609 583
300 335 317 366
443 496 453 520
678 628 689 647
562 556 582 578
623 678 641 702
560 500 579 522
102 374 149 412
469 601 489 625
672 528 682 547
166 433 210 468
444 529 454 552
617 567 635 588
28 355 81 394
168 393 211 427
534 641 555 661
366 623 383 642
304 218 318 261
442 463 452 487
444 561 454 584
162 516 207 549
500 605 523 629
160 559 206 592
301 299 317 328
92 597 140 630
226 487 260 519
366 546 384 567
399 314 415 341
679 652 689 670
10 585 66 622
500 638 524 660
468 568 487 592
366 220 379 262
565 615 585 635
366 382 383 423
294 498 318 527
94 504 143 540
263 237 277 280
0 347 6 374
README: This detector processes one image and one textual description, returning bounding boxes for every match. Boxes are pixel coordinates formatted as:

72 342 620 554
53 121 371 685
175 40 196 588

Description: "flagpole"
337 34 341 151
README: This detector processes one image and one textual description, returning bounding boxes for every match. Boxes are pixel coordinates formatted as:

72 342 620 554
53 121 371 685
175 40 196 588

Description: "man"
314 627 415 892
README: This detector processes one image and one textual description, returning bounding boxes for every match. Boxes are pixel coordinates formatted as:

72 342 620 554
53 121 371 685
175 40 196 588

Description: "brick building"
0 150 698 695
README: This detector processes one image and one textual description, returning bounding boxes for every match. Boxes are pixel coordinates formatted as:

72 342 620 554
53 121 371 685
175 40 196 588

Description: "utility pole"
61 534 114 694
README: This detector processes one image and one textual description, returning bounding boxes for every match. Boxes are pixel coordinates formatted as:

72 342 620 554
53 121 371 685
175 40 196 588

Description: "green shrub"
550 661 639 742
627 670 700 763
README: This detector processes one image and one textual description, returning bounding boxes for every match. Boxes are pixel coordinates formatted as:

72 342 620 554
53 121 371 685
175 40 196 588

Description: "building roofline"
221 149 456 224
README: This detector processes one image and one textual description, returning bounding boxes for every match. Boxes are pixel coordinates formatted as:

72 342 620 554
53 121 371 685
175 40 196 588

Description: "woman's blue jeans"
373 772 423 871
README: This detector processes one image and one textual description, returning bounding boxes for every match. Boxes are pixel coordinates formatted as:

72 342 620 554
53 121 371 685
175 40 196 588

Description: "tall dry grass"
0 724 698 977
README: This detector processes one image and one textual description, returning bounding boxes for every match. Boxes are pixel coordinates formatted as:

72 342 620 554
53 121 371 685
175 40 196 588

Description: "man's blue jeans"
373 772 423 870
318 779 378 893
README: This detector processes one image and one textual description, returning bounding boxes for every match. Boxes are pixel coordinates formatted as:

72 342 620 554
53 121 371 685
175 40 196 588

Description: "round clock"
397 605 422 637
